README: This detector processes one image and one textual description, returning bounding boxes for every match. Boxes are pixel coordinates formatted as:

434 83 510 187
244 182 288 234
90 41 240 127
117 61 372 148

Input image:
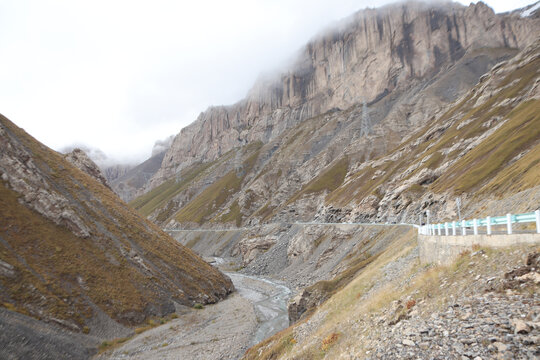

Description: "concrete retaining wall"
418 233 540 265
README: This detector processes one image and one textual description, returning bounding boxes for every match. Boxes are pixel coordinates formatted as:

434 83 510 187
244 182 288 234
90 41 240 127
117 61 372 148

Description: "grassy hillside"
0 115 233 333
130 160 217 217
174 143 262 224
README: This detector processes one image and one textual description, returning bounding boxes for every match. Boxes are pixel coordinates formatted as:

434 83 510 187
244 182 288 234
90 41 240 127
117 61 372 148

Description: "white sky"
0 0 535 164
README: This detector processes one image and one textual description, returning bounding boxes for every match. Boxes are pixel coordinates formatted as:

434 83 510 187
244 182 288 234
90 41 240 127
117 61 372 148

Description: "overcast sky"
0 0 535 164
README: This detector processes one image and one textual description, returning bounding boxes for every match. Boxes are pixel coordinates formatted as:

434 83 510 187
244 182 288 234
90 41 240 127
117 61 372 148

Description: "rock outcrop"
1 131 93 238
64 148 110 189
288 288 327 324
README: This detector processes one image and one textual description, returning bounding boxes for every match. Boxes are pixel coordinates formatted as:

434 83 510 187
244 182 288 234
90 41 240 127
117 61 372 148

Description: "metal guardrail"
419 210 540 236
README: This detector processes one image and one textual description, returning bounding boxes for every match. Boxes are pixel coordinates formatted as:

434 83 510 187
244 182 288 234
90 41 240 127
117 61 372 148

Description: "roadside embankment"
419 233 540 265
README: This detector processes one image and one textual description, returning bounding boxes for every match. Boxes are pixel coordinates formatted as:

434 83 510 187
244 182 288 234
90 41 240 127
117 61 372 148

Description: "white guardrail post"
419 211 538 237
534 210 540 234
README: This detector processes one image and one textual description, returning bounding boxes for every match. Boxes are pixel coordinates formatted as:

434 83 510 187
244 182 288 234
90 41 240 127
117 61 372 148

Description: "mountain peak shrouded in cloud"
0 0 536 165
151 135 174 157
59 144 112 168
60 132 174 170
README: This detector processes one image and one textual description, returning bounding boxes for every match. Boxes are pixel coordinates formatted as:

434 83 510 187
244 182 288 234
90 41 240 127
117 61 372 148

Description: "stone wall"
418 234 540 265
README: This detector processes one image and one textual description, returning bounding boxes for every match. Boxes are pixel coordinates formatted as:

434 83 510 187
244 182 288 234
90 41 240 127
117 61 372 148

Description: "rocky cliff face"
133 1 539 233
102 163 132 183
0 115 233 338
149 1 539 190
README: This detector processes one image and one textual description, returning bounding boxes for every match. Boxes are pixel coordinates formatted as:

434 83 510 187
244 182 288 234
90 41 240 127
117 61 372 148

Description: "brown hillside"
0 114 233 334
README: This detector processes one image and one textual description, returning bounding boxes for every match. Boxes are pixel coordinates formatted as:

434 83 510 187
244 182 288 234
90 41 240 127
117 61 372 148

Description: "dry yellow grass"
0 114 232 329
279 242 537 359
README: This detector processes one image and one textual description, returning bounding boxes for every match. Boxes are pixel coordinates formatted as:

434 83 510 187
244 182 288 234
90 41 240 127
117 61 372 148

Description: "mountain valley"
1 1 540 359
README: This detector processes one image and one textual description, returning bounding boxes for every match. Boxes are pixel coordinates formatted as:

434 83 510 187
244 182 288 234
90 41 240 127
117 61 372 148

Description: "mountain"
0 115 233 357
104 136 173 202
132 1 540 230
164 36 540 295
62 136 174 203
110 150 167 202
148 1 538 187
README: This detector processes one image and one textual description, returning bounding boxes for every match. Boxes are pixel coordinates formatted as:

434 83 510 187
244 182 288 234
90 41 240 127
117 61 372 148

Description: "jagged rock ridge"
64 148 111 189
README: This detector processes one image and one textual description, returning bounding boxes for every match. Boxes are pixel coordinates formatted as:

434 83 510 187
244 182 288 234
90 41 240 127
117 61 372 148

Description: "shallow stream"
225 272 292 346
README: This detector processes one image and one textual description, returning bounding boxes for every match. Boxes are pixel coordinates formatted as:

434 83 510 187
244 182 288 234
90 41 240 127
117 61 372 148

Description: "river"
102 258 292 359
209 256 292 346
226 272 292 346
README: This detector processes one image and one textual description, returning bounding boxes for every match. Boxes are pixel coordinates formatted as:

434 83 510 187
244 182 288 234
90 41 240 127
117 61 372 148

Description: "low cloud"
0 0 531 164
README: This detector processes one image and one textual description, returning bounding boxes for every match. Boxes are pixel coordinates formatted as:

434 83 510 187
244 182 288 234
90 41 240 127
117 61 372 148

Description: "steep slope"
132 1 540 233
321 37 540 222
0 115 233 345
148 1 539 190
243 230 539 359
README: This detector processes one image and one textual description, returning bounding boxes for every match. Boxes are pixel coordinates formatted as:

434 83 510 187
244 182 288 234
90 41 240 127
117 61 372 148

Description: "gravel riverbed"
100 266 291 360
